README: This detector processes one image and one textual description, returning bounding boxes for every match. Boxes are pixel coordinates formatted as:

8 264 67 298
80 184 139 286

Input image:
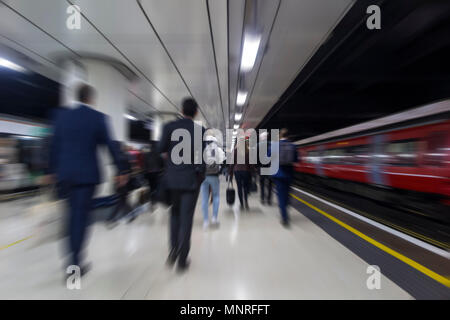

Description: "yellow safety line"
302 189 449 249
0 235 33 251
290 193 450 288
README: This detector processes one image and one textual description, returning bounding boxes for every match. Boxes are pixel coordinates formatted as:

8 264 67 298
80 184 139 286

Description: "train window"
323 148 346 164
384 139 418 166
306 150 320 164
424 131 448 167
345 145 370 165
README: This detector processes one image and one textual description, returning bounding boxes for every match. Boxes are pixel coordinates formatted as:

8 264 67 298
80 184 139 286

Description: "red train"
294 113 450 223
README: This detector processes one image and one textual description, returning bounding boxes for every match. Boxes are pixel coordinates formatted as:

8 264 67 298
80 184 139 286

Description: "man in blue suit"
48 84 128 275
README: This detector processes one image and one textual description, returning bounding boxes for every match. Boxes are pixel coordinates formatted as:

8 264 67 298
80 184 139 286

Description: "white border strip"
291 186 450 258
295 100 450 145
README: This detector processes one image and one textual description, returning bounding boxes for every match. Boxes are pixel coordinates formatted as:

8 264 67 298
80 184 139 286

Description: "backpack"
205 148 221 175
279 141 296 165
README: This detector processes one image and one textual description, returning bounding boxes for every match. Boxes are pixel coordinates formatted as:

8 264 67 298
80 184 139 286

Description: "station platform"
0 177 443 299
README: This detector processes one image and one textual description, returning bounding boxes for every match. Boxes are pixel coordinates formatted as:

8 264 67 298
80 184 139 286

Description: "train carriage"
294 102 450 223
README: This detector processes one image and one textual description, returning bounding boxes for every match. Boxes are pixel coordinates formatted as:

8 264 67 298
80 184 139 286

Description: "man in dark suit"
158 98 206 273
48 84 128 275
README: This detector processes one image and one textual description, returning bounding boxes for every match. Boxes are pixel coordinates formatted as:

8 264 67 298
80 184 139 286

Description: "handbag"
226 179 235 205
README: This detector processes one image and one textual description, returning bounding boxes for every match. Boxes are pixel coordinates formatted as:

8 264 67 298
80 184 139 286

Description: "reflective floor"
0 178 412 299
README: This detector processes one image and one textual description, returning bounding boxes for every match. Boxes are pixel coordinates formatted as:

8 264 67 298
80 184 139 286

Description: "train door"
315 145 326 177
368 134 387 186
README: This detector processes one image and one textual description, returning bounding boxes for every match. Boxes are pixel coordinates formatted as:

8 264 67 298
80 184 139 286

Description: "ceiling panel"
207 0 229 129
1 0 361 136
0 1 76 65
232 0 280 130
0 0 178 113
70 0 189 114
227 0 245 129
140 0 223 130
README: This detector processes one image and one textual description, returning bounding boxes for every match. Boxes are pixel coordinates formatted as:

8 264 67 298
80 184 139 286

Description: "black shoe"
106 220 118 229
166 250 177 267
176 259 191 273
281 219 290 228
80 262 92 276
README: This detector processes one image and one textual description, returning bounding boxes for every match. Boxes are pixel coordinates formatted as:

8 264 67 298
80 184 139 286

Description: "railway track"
293 179 450 251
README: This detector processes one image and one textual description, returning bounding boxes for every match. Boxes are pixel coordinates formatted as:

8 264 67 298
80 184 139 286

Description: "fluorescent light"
236 91 247 106
15 135 38 140
125 114 137 121
235 113 242 121
233 124 239 129
240 34 261 72
0 58 26 72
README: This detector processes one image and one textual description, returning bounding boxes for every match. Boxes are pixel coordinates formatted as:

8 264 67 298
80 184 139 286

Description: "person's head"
280 128 289 139
77 84 96 105
181 98 198 119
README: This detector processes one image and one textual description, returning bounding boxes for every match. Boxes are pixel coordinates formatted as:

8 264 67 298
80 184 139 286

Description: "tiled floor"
0 178 412 299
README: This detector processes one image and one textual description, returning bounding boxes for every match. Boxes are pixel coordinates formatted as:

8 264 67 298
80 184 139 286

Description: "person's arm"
99 115 122 170
48 125 59 176
43 125 60 185
157 124 170 154
44 111 62 185
99 115 128 185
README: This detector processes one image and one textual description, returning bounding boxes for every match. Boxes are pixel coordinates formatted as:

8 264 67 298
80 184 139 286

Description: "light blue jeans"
200 175 220 222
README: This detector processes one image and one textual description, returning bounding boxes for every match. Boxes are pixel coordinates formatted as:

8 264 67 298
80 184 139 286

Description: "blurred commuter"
144 141 164 206
201 135 225 230
127 146 139 170
47 84 128 276
136 147 145 171
271 128 298 227
157 98 206 273
107 141 133 226
258 132 272 205
229 137 253 211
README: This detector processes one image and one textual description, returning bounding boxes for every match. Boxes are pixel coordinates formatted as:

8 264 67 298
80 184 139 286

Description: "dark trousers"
169 189 199 265
146 172 160 202
260 174 273 204
108 185 131 222
235 171 251 207
66 184 96 267
274 177 291 223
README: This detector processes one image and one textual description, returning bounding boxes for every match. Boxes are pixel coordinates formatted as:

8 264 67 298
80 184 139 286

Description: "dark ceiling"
259 0 450 141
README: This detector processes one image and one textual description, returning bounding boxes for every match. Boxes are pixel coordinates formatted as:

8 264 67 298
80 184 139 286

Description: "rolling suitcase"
226 180 235 205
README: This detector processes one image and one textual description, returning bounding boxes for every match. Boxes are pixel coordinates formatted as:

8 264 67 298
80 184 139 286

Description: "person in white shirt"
201 135 225 230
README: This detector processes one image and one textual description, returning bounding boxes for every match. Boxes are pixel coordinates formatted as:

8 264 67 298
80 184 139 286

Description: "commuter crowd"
45 84 298 280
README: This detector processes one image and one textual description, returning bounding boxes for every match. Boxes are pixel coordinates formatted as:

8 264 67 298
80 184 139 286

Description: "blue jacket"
269 139 298 180
49 104 125 185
